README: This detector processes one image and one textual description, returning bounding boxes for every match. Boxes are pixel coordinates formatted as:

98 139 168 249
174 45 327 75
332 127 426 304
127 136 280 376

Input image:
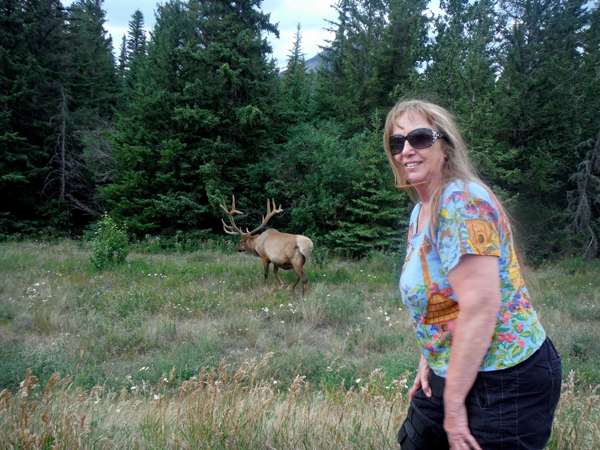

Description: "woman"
384 99 561 450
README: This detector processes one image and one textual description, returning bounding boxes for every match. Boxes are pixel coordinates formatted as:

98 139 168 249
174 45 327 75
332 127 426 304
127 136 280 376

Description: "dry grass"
1 241 599 448
0 356 410 449
1 361 598 449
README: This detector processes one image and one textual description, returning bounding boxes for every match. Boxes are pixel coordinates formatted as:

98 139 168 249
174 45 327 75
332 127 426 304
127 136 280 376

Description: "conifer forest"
2 0 600 260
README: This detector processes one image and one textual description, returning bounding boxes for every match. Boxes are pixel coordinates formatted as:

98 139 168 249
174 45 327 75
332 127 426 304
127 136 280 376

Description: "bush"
90 213 130 269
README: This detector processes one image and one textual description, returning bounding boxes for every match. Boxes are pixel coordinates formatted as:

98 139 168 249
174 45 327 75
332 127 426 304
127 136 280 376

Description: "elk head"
220 196 283 253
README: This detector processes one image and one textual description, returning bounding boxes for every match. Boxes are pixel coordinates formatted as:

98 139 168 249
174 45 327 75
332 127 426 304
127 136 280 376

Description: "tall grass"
0 240 598 448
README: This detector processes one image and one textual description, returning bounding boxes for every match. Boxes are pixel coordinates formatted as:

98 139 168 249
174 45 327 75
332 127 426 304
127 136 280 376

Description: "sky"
63 0 340 68
63 0 443 68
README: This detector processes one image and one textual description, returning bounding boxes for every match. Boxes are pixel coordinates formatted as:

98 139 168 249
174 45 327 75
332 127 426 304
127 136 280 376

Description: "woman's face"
392 112 447 194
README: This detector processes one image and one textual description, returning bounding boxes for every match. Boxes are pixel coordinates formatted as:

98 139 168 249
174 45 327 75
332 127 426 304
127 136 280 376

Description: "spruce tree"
493 0 594 255
281 24 310 123
123 9 147 93
314 0 428 133
326 115 410 255
0 0 69 233
66 0 118 116
103 0 282 234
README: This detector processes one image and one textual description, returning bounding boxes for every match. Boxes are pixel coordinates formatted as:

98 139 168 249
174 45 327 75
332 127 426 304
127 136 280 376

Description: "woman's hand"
409 353 431 403
444 402 482 450
444 254 501 450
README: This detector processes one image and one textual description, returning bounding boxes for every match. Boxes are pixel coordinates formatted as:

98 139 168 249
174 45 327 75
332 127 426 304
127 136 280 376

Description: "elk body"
221 197 314 296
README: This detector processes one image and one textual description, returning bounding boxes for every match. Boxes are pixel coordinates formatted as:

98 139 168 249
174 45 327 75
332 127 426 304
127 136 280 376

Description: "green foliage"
102 0 283 235
313 0 428 133
2 0 600 260
89 213 130 269
326 115 410 255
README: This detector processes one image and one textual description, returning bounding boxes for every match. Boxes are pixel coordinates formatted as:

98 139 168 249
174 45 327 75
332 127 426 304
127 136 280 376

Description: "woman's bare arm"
444 254 501 450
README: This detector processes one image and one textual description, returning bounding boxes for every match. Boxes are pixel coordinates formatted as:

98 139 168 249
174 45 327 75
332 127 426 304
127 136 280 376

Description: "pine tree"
374 0 428 107
281 24 310 123
123 9 147 92
117 33 127 77
0 0 69 233
314 0 428 133
103 0 282 234
493 0 594 255
66 0 118 116
326 114 410 255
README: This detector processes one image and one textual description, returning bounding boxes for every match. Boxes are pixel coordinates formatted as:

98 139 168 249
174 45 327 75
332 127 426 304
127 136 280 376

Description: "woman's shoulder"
441 180 493 203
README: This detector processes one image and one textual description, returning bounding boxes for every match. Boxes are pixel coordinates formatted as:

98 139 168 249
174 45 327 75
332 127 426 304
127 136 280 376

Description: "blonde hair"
383 99 533 281
383 99 488 227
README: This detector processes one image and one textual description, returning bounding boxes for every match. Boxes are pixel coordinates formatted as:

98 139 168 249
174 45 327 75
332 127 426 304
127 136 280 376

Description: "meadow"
0 239 598 449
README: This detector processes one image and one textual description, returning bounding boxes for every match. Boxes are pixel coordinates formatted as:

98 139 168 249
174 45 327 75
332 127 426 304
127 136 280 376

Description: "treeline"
1 0 599 259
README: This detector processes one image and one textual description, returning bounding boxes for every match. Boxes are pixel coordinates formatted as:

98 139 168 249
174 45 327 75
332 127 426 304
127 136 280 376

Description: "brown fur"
221 197 314 296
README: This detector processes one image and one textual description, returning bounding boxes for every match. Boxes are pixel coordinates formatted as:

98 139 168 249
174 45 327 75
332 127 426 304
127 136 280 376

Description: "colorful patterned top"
399 181 546 377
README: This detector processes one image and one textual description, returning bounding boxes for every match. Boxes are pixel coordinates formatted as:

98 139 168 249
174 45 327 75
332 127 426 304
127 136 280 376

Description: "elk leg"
290 256 308 296
262 258 270 282
273 265 285 286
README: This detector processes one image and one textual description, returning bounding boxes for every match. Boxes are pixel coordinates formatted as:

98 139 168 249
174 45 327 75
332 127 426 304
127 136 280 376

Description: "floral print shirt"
399 181 546 377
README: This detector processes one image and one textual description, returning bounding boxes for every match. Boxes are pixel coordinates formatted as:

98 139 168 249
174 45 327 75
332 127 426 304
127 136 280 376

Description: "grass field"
0 239 598 449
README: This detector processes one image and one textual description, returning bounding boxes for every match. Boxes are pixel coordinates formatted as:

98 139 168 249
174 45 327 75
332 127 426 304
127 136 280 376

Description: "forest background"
1 0 600 259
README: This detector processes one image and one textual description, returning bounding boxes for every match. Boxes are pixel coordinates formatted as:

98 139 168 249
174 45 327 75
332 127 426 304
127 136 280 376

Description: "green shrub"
90 213 130 269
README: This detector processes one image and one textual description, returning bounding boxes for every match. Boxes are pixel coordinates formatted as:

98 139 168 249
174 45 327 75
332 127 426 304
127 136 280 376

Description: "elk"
220 196 314 296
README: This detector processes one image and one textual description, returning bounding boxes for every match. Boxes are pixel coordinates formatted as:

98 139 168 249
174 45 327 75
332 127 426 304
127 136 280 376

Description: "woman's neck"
415 182 439 233
416 202 431 233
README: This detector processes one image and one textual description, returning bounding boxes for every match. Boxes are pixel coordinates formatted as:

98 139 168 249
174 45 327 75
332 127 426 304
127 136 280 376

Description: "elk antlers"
220 195 244 235
220 196 283 236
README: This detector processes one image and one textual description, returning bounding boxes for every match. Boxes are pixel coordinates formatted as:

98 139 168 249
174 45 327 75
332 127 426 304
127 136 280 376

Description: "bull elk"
220 196 314 296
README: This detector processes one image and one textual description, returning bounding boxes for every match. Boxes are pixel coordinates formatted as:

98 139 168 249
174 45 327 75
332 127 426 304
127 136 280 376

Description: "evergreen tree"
314 0 428 133
375 0 428 106
493 0 594 255
40 0 119 226
281 24 310 123
0 0 69 233
314 0 386 132
123 9 147 92
66 0 118 116
326 115 410 255
117 33 127 77
103 0 282 234
419 0 506 189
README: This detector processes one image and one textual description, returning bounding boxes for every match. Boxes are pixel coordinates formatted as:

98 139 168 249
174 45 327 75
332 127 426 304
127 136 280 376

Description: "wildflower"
356 378 361 383
154 395 160 400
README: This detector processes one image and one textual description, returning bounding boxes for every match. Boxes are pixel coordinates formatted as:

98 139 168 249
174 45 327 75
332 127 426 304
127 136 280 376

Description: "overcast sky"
62 0 339 68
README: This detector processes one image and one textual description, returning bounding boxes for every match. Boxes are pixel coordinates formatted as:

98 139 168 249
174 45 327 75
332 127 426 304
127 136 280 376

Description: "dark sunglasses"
389 128 445 155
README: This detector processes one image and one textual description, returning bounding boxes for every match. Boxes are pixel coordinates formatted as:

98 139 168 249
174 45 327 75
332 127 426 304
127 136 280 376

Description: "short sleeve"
436 182 501 275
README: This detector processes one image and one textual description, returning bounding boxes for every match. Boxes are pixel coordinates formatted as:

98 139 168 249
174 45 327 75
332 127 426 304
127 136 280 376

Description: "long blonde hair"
383 99 487 228
383 99 534 286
